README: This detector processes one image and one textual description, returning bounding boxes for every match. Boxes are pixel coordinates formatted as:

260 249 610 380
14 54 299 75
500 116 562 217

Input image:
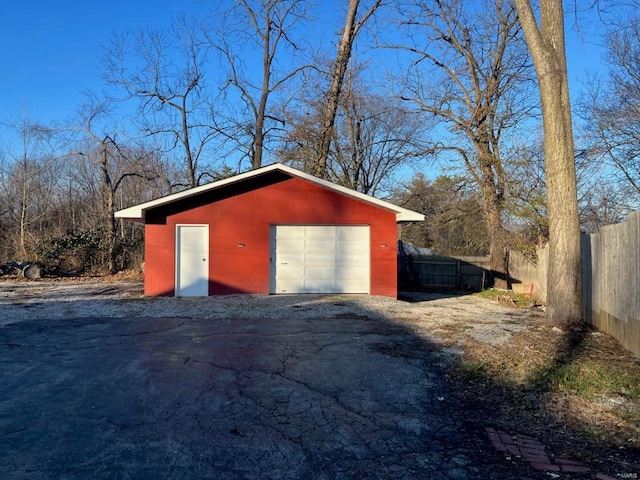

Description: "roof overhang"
115 163 425 223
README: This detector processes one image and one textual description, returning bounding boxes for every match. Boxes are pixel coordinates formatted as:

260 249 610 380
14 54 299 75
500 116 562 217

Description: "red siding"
144 176 398 297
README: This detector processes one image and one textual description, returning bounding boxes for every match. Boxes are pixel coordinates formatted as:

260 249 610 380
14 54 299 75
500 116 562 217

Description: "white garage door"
271 225 370 294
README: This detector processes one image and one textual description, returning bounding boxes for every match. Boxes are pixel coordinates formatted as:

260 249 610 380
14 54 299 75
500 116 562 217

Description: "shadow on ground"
0 290 636 479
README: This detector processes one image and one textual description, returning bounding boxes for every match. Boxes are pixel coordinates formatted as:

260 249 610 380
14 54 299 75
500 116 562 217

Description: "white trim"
115 163 424 222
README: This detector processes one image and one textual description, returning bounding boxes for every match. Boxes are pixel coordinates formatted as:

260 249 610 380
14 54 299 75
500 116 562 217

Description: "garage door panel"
271 225 370 294
304 265 335 279
336 226 368 239
274 266 303 293
307 225 336 237
337 239 368 251
334 252 368 266
303 282 334 293
277 238 305 251
334 274 366 285
303 252 334 264
337 279 369 291
277 264 303 276
277 225 305 237
305 239 336 251
277 251 305 264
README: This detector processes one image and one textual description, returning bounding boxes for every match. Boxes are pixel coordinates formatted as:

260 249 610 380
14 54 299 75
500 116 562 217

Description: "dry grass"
0 269 145 283
443 290 640 472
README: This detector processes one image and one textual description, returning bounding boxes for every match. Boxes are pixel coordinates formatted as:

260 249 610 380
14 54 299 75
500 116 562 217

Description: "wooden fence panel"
400 213 640 356
508 245 548 303
400 254 491 290
584 211 640 357
412 256 459 288
511 211 640 357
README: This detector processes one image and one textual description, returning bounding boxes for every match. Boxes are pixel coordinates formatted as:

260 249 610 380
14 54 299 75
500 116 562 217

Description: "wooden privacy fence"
509 245 549 302
582 211 640 357
509 210 640 357
401 208 640 356
398 246 492 291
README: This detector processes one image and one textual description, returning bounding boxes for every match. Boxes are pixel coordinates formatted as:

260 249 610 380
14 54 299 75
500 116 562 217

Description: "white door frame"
175 224 209 297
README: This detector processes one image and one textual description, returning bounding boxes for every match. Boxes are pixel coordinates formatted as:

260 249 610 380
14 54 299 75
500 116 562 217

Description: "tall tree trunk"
514 0 582 323
19 173 28 259
253 108 266 170
101 139 118 274
474 144 509 289
252 5 272 170
483 186 509 289
315 0 381 178
181 96 197 188
316 0 360 178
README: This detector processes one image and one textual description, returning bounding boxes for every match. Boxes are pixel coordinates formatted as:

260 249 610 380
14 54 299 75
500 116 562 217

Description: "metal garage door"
271 225 370 294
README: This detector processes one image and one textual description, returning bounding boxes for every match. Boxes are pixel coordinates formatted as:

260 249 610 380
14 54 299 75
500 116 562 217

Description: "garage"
271 225 370 294
115 163 423 298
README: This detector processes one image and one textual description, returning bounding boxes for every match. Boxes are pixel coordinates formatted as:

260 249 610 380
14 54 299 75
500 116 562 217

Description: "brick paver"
484 427 625 479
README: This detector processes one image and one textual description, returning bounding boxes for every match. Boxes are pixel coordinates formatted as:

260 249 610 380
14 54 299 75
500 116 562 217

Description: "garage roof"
115 163 425 222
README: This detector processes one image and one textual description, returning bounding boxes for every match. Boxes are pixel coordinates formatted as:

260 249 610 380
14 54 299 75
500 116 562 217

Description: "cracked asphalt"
1 308 555 479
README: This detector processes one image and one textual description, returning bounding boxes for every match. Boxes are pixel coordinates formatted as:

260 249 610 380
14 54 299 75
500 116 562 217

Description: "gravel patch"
0 279 545 349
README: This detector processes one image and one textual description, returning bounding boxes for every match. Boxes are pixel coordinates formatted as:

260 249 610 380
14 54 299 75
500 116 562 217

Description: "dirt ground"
448 318 640 476
1 274 639 477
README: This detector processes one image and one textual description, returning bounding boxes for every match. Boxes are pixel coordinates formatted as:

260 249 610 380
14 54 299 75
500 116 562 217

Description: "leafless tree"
393 0 535 288
103 26 219 187
71 95 165 273
579 182 629 232
315 0 382 178
0 119 62 259
503 139 549 253
280 71 427 195
202 0 311 170
580 16 640 209
514 0 583 323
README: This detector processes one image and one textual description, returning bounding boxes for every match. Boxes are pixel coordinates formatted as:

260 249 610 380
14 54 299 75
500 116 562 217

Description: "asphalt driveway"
0 308 552 479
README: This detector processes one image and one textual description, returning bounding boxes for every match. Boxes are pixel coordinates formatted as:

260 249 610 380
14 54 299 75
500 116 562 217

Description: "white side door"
175 225 209 297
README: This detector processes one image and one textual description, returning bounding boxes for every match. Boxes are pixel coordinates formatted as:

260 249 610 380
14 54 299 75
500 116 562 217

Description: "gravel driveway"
0 279 555 479
0 279 538 347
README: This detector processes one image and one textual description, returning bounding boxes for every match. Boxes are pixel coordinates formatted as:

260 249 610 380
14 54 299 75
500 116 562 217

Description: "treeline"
1 0 639 278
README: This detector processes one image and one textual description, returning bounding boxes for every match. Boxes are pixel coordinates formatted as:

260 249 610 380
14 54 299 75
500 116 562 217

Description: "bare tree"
0 150 10 260
579 182 629 232
0 119 62 259
394 0 534 288
514 0 583 323
103 26 218 187
315 0 382 177
504 140 549 251
204 0 311 169
280 73 427 195
72 95 164 273
580 16 640 207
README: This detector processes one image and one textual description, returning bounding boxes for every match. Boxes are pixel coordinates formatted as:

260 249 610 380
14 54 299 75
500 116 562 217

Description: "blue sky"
0 1 607 141
1 0 209 125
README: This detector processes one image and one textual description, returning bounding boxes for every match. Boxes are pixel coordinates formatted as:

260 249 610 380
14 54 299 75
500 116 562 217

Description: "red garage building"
115 163 424 298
